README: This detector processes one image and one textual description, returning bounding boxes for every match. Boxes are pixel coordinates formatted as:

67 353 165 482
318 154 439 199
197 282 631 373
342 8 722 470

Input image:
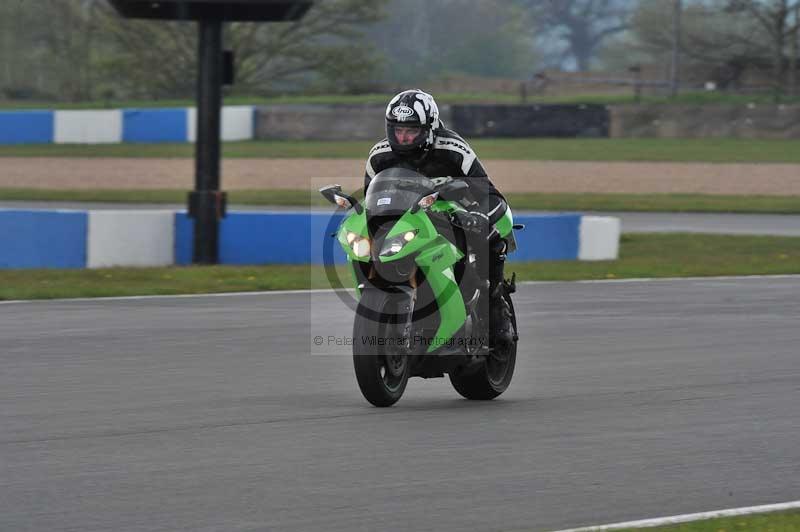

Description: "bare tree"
631 1 766 88
0 0 98 100
519 0 633 71
631 0 799 95
365 0 536 83
97 0 386 99
726 0 800 96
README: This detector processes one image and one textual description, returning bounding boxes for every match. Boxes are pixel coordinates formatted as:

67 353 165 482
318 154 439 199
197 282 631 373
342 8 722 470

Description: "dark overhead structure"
109 0 314 264
108 0 313 21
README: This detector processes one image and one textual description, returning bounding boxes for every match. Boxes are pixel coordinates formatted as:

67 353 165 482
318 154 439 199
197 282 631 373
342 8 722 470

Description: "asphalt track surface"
2 277 799 532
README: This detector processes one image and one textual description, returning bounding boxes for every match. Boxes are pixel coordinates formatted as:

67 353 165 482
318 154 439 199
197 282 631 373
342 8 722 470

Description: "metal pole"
190 18 226 264
670 0 682 98
791 1 799 96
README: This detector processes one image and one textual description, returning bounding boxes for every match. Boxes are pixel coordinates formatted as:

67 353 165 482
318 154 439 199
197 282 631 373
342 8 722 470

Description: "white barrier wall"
54 110 123 144
187 106 254 142
87 211 175 268
578 216 621 260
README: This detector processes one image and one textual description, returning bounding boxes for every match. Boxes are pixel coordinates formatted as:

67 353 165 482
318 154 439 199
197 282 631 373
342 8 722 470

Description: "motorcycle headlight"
346 232 371 257
379 230 418 257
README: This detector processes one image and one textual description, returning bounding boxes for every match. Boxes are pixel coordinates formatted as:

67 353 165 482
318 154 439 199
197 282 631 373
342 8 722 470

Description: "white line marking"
1 275 798 306
517 274 800 285
549 500 800 531
0 288 350 306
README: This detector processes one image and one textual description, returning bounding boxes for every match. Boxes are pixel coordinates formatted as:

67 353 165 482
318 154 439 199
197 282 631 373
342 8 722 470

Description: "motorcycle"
320 168 522 407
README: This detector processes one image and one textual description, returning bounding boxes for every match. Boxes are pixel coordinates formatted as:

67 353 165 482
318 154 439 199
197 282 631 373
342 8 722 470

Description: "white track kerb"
550 500 800 532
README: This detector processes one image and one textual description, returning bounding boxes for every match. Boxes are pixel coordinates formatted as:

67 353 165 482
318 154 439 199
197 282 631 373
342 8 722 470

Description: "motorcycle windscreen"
364 174 436 217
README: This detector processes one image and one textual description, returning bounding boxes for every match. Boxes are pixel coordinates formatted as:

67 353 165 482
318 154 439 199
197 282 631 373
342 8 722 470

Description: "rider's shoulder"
433 128 474 156
366 138 396 178
368 138 392 157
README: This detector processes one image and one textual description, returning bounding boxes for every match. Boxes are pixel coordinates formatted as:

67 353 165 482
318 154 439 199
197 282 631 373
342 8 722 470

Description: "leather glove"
453 210 490 232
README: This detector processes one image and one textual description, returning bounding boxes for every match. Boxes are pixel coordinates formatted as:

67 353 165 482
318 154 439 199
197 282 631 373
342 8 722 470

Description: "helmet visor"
387 123 428 154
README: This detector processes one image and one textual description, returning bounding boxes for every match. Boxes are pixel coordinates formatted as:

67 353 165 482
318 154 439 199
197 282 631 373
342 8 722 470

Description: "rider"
364 89 512 346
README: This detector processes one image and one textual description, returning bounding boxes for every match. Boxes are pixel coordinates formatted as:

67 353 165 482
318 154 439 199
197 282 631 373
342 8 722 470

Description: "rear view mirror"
319 184 343 204
318 184 362 214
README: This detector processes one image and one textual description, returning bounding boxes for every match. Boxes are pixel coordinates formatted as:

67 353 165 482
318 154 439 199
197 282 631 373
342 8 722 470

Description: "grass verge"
2 138 800 163
2 234 799 301
616 509 800 531
2 188 799 214
3 90 800 109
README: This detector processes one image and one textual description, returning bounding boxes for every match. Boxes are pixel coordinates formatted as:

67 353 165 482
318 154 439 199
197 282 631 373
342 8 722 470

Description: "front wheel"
352 291 410 407
449 292 517 400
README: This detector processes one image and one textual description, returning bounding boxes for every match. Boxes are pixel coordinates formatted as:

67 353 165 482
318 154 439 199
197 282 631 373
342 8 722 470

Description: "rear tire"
352 292 410 407
449 292 517 400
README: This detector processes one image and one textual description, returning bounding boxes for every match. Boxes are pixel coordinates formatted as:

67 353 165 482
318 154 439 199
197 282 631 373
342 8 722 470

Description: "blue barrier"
122 108 187 142
0 210 598 269
175 211 579 265
509 214 581 262
175 212 348 265
174 214 193 265
0 111 54 144
0 210 87 268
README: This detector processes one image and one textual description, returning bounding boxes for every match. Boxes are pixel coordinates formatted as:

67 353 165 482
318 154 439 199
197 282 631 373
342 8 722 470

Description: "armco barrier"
0 209 618 269
0 110 54 144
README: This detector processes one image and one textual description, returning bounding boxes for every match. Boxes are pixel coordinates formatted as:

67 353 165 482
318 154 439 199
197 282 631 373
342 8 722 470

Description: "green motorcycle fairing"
335 200 515 353
336 201 467 353
379 206 467 352
495 206 513 238
337 209 369 263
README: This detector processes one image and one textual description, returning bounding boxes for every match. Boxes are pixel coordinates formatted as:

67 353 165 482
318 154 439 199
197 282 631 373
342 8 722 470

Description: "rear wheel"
449 292 517 400
352 292 410 407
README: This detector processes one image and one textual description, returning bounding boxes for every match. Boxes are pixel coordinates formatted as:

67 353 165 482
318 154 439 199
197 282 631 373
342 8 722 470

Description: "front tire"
352 292 410 407
449 292 517 400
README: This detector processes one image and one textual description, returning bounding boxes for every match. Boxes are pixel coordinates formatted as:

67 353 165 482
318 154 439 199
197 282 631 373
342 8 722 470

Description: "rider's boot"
488 239 514 350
